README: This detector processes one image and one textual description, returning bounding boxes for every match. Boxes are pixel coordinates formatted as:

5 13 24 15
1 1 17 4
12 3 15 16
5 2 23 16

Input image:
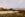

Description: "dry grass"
0 9 25 17
0 12 25 17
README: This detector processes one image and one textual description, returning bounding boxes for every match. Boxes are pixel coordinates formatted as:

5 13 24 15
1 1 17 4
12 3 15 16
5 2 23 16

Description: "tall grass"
0 12 25 17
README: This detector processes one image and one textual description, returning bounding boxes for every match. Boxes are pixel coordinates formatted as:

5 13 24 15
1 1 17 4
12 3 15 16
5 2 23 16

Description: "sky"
0 0 25 9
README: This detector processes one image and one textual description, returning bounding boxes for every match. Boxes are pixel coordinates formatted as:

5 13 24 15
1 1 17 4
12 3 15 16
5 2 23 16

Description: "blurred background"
0 0 25 17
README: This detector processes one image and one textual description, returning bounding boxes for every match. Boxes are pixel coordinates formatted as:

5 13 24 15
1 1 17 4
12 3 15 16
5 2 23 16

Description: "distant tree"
13 9 16 11
1 8 8 11
9 8 13 11
0 7 4 11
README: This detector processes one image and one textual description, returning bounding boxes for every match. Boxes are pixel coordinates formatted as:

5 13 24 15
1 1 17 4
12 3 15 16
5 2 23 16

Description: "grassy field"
0 11 25 17
0 11 19 14
0 12 24 17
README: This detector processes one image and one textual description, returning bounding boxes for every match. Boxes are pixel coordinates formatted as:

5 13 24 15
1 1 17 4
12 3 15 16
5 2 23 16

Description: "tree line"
0 8 17 11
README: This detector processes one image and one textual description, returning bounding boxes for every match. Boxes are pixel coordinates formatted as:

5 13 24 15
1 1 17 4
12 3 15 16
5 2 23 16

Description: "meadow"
0 10 25 17
0 8 25 17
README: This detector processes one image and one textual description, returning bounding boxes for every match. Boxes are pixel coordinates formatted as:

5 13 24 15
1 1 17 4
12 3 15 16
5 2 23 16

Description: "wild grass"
0 10 24 17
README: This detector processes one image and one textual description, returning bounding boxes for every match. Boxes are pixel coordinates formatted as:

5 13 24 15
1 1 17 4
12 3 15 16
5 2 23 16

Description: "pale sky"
0 0 25 9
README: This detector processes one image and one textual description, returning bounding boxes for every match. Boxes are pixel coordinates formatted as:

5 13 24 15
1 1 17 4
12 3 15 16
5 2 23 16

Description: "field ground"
0 11 19 14
0 11 25 17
